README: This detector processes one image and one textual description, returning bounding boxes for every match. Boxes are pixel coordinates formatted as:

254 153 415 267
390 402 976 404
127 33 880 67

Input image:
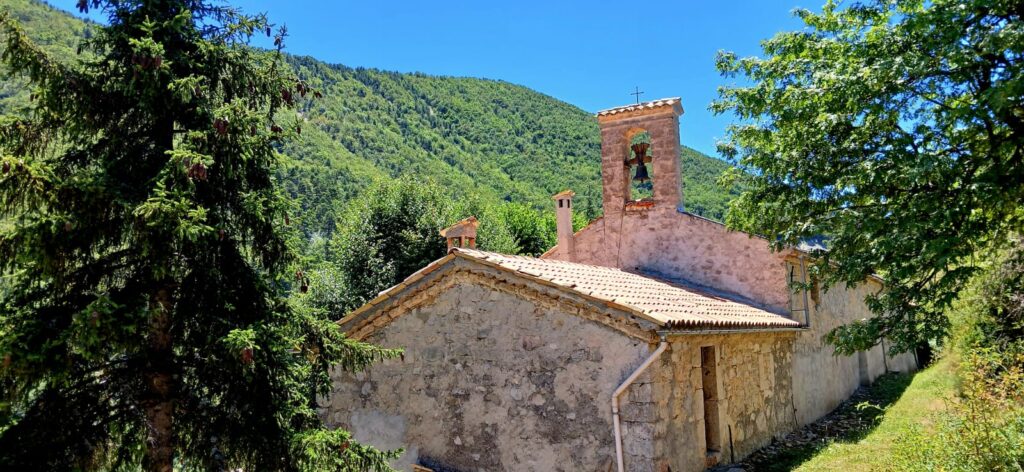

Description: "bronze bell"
633 162 650 183
630 142 652 184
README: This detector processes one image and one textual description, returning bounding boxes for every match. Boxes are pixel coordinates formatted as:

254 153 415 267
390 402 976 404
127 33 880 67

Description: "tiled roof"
597 97 682 117
452 248 800 330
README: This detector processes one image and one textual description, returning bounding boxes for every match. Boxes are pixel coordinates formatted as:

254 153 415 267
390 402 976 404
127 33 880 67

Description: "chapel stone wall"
566 211 791 312
651 332 797 471
323 273 659 471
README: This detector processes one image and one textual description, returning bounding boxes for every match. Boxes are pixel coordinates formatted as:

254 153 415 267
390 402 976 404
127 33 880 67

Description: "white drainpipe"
612 337 668 472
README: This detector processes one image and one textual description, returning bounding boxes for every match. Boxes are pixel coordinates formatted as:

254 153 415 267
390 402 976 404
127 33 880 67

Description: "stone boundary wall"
792 278 918 425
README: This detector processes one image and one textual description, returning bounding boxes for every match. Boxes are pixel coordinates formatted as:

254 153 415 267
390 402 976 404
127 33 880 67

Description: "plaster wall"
324 272 660 472
557 208 790 312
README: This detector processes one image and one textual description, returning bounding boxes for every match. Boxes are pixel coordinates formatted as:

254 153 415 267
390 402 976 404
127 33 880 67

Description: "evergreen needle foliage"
714 0 1024 354
0 1 398 470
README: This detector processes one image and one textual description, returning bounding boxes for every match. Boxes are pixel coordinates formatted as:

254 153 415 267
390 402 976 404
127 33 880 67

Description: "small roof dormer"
441 216 479 251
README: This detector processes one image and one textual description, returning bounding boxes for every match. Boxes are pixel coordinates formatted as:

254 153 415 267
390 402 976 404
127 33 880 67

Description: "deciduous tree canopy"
714 0 1024 352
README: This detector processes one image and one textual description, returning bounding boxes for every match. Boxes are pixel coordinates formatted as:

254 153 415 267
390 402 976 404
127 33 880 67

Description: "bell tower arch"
596 98 684 214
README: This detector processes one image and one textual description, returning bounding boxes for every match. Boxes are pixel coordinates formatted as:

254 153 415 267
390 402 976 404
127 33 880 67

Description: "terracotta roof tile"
596 97 682 117
452 248 800 330
440 216 478 237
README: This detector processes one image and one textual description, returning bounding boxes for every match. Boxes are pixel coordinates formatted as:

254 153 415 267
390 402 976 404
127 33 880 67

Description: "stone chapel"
324 98 918 472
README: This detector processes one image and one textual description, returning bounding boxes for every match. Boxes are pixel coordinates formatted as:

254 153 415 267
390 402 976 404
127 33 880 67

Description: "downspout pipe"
612 336 668 472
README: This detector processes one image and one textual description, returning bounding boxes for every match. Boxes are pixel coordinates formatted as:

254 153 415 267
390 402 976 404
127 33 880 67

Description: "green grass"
792 357 957 472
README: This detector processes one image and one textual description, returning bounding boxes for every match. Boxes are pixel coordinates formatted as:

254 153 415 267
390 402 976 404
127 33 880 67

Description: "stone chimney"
440 216 479 251
552 190 576 261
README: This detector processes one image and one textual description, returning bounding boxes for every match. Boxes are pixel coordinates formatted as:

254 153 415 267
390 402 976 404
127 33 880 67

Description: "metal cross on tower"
631 86 644 104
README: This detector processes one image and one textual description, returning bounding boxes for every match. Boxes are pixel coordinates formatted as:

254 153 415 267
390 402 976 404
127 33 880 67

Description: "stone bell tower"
596 98 684 214
591 98 684 268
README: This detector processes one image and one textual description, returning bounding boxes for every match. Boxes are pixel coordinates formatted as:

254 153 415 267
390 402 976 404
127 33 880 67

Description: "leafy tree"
0 1 397 470
329 178 458 313
325 177 538 316
498 202 556 257
955 236 1024 347
458 195 520 255
714 0 1024 352
495 201 589 257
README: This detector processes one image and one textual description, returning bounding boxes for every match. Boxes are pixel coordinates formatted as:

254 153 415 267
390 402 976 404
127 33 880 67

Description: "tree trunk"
141 93 179 471
143 285 175 472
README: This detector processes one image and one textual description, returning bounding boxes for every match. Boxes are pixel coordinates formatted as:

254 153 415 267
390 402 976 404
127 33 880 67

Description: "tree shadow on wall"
417 456 466 472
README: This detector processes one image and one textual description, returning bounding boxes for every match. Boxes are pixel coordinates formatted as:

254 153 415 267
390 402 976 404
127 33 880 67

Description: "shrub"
891 240 1024 471
891 346 1024 471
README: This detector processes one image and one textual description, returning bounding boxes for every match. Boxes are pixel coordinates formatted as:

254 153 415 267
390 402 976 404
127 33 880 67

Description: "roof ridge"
448 247 801 330
596 97 683 116
453 247 634 273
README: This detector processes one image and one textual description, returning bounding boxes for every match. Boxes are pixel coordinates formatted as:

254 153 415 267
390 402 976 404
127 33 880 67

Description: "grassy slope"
1 0 742 239
794 358 956 471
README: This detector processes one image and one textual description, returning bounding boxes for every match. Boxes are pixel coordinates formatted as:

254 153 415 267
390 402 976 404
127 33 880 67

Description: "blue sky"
47 0 813 157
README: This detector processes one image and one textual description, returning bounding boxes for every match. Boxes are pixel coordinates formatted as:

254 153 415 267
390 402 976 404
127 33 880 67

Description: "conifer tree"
0 1 398 470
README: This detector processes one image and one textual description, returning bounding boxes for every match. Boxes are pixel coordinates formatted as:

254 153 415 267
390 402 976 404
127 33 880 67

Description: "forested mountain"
0 0 741 240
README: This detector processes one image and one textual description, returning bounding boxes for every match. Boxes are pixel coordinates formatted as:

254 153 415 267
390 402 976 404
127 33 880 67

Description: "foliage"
277 59 744 240
0 1 398 470
889 242 1024 471
327 178 457 313
682 145 744 220
954 237 1024 345
890 347 1024 471
497 202 556 257
0 0 743 250
0 0 91 113
714 0 1024 353
317 177 563 317
823 318 884 356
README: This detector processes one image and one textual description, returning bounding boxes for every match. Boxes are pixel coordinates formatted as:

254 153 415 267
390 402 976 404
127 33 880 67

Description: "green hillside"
0 0 741 238
0 0 91 113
